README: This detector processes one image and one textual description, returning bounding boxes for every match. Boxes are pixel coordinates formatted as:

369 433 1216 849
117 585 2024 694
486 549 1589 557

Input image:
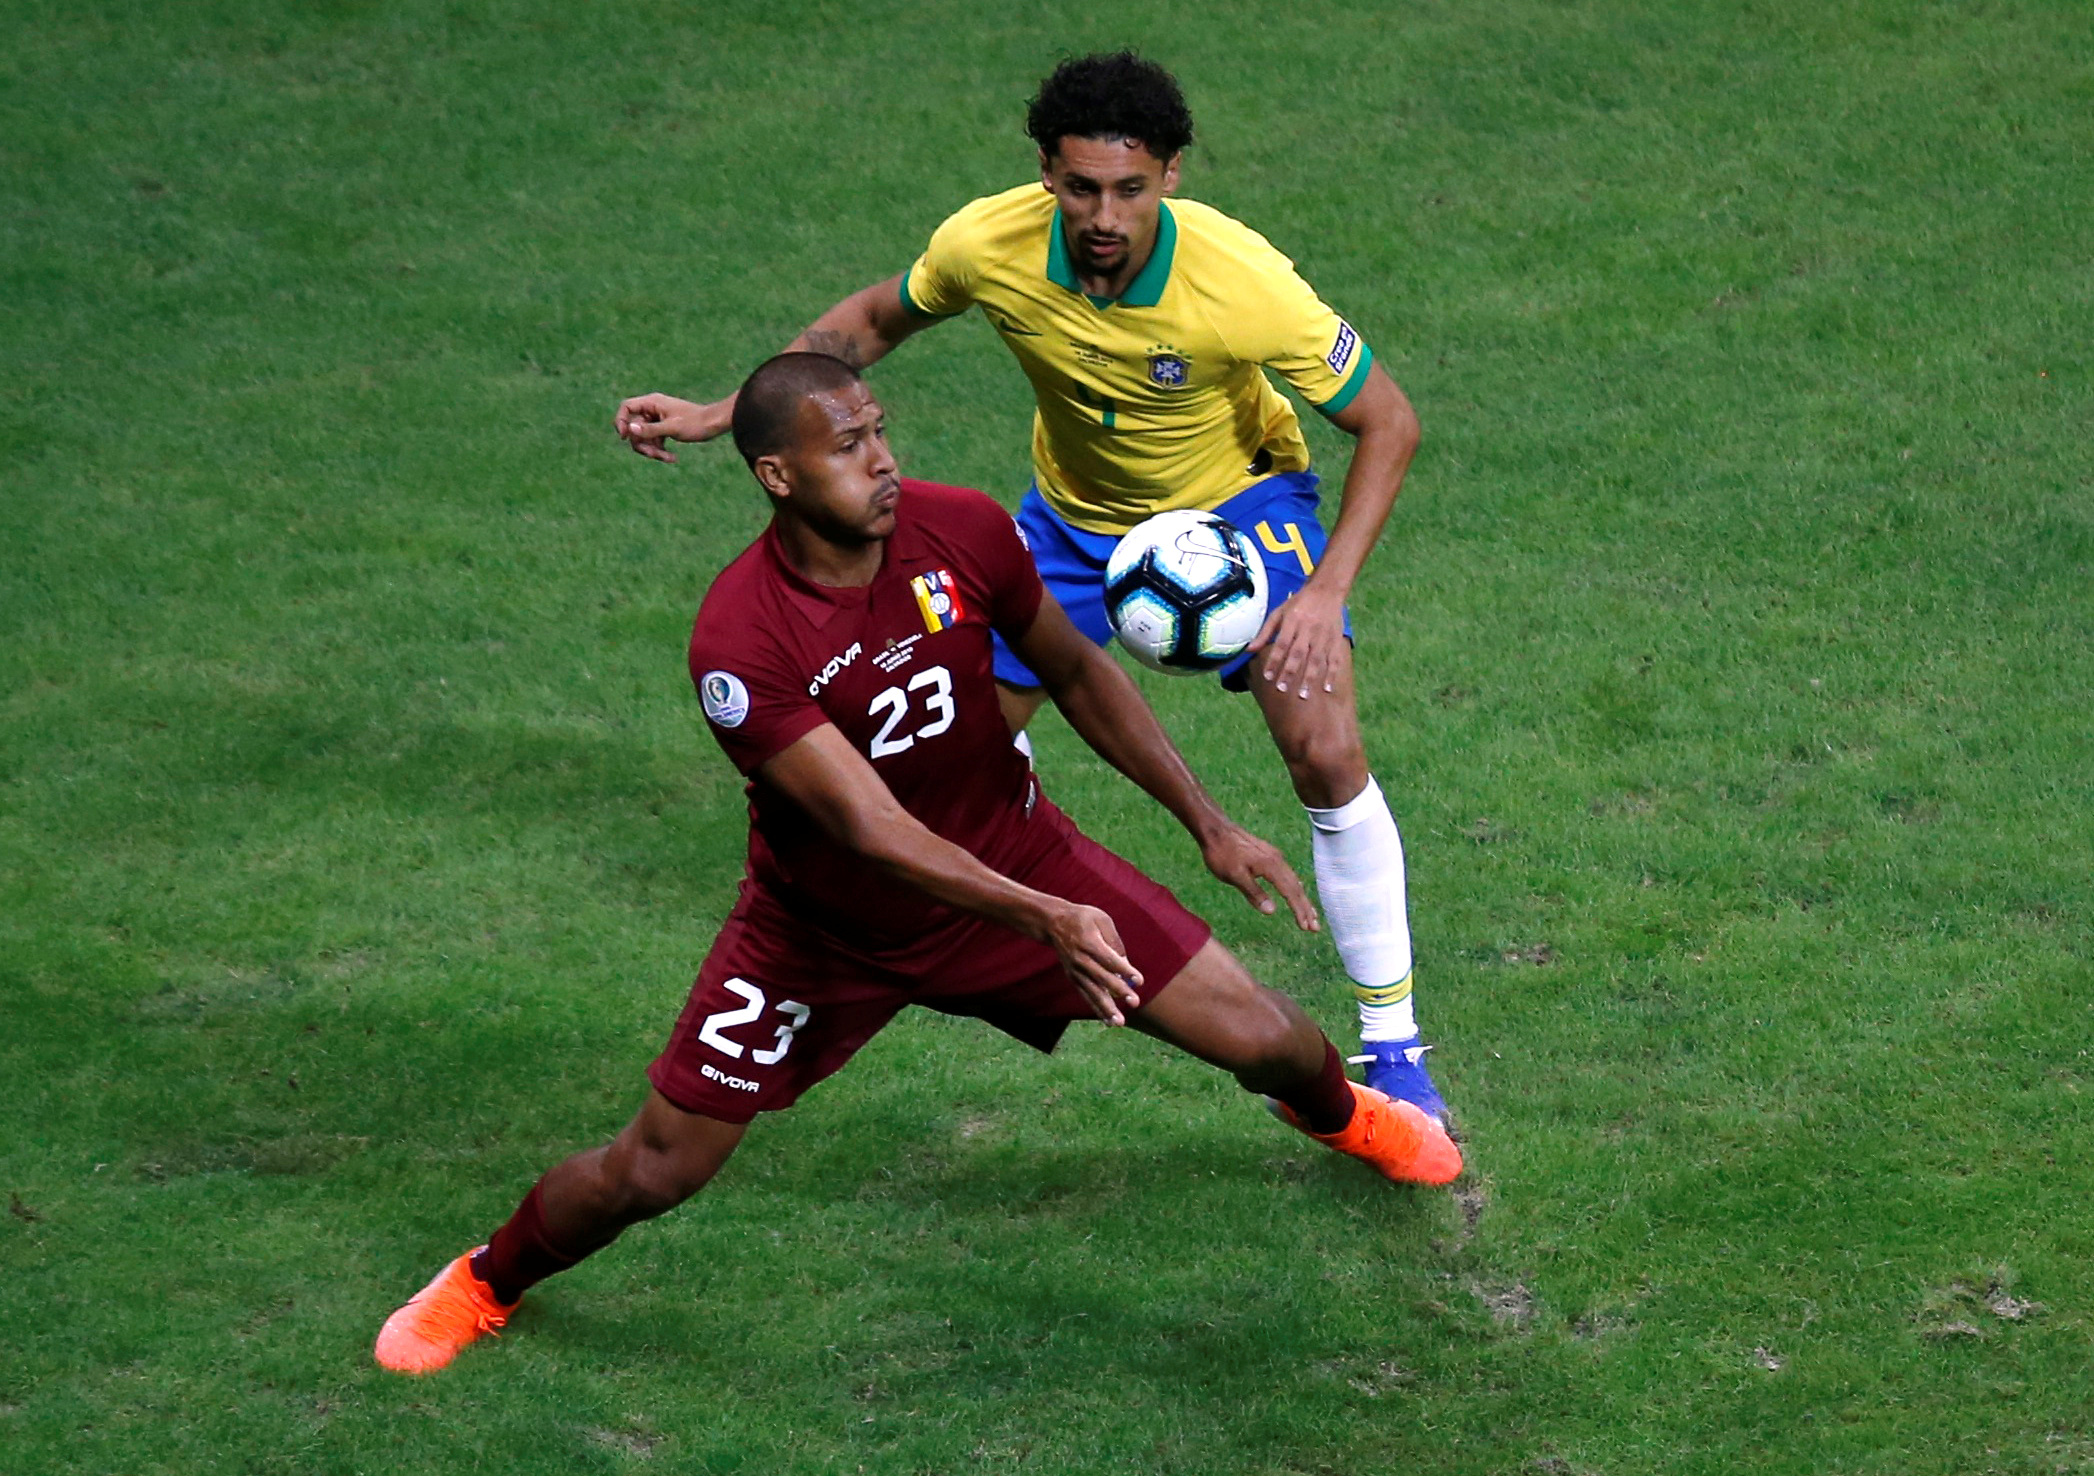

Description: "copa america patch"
1327 321 1359 374
1147 352 1190 389
699 670 750 729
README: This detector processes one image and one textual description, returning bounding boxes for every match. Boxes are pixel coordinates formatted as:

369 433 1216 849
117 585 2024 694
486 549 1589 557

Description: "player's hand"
1247 581 1348 701
615 393 727 464
1043 902 1144 1026
1200 824 1320 932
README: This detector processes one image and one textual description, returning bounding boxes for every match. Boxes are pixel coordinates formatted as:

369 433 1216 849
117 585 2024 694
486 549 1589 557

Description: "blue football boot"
1353 1038 1448 1127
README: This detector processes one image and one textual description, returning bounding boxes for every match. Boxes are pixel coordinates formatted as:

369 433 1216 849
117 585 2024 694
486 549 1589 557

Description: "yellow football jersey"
901 184 1374 533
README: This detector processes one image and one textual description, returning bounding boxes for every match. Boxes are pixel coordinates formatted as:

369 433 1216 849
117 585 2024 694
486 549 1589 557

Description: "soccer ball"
1104 510 1270 674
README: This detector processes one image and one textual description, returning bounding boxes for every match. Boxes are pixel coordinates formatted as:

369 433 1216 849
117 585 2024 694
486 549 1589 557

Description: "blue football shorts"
992 468 1351 693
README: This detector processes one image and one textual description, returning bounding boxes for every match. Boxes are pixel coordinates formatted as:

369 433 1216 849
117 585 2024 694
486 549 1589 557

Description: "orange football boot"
374 1247 517 1374
1275 1081 1463 1186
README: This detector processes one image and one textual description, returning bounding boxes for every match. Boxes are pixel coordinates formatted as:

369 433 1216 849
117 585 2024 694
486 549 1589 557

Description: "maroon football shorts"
648 803 1212 1123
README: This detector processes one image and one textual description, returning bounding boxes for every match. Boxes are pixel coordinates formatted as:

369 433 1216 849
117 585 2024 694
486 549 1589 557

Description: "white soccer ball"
1104 510 1270 675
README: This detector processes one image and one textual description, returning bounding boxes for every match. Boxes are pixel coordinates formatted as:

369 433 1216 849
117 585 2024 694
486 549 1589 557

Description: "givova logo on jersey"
808 641 863 696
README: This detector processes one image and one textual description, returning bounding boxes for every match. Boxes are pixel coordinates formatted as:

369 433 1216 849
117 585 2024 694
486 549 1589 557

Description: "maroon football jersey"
689 479 1047 959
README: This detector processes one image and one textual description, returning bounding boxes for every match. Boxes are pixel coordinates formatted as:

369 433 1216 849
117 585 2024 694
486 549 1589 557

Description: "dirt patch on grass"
587 1426 664 1458
140 1133 369 1180
1986 1286 2042 1321
1924 1320 1985 1341
1456 1181 1487 1237
1470 1276 1536 1329
1316 1357 1415 1398
1435 1180 1489 1255
1918 1268 2044 1340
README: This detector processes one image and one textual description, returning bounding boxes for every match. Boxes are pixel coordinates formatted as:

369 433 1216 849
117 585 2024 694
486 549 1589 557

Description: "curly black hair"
1025 52 1194 162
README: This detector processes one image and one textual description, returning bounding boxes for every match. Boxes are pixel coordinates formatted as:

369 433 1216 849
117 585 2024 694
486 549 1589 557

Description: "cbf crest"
1146 345 1191 390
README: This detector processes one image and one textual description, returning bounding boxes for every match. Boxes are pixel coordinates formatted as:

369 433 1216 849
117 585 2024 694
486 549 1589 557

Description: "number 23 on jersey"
866 665 954 760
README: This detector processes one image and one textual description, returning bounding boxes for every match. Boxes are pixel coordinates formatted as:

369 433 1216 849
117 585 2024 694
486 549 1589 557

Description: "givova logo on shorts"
701 1062 760 1093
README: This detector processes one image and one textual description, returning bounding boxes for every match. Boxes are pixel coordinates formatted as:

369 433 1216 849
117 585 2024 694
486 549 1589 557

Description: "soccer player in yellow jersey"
616 54 1451 1127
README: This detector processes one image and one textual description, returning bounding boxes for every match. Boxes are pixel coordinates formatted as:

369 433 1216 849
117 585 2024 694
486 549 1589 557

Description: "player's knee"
616 1159 700 1220
1275 731 1368 808
1214 983 1314 1072
614 1143 716 1220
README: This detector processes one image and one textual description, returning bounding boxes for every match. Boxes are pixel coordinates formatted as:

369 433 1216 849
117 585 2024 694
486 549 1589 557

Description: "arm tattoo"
802 330 867 369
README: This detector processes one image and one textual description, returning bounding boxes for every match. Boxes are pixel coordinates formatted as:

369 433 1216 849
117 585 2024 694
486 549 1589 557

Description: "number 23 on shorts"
697 979 811 1065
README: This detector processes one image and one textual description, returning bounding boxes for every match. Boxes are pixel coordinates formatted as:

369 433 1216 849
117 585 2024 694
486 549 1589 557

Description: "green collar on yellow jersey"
1046 200 1177 309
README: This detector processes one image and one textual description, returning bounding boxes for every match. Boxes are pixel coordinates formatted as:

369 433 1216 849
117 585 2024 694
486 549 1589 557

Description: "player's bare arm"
754 721 1145 1025
1247 361 1420 700
615 275 935 463
1010 595 1319 932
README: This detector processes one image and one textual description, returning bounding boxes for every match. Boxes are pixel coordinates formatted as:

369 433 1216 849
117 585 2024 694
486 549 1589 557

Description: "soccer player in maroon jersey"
617 54 1451 1128
373 354 1459 1374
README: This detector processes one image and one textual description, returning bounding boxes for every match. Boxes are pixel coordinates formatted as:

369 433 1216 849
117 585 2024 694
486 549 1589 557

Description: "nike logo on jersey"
987 310 1043 337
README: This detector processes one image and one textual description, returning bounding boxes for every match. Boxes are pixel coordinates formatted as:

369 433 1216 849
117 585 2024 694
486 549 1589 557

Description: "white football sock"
1305 776 1418 1043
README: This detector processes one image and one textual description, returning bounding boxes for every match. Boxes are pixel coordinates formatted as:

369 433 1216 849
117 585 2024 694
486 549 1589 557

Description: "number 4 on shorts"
697 979 812 1065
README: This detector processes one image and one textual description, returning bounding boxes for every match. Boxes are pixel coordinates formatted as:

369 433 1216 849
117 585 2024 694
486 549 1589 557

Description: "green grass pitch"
3 1 2090 1471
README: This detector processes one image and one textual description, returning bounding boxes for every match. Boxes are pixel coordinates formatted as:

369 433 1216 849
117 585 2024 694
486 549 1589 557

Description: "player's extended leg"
1249 642 1449 1125
1127 937 1459 1185
374 1091 746 1374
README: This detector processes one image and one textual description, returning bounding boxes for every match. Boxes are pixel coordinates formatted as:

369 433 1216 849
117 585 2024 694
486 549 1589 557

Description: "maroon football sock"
471 1182 613 1306
1270 1040 1357 1135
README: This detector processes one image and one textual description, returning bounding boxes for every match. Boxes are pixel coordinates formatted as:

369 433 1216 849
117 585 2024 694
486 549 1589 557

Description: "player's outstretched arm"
756 722 1145 1025
1248 361 1421 700
1011 599 1320 933
614 275 940 464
